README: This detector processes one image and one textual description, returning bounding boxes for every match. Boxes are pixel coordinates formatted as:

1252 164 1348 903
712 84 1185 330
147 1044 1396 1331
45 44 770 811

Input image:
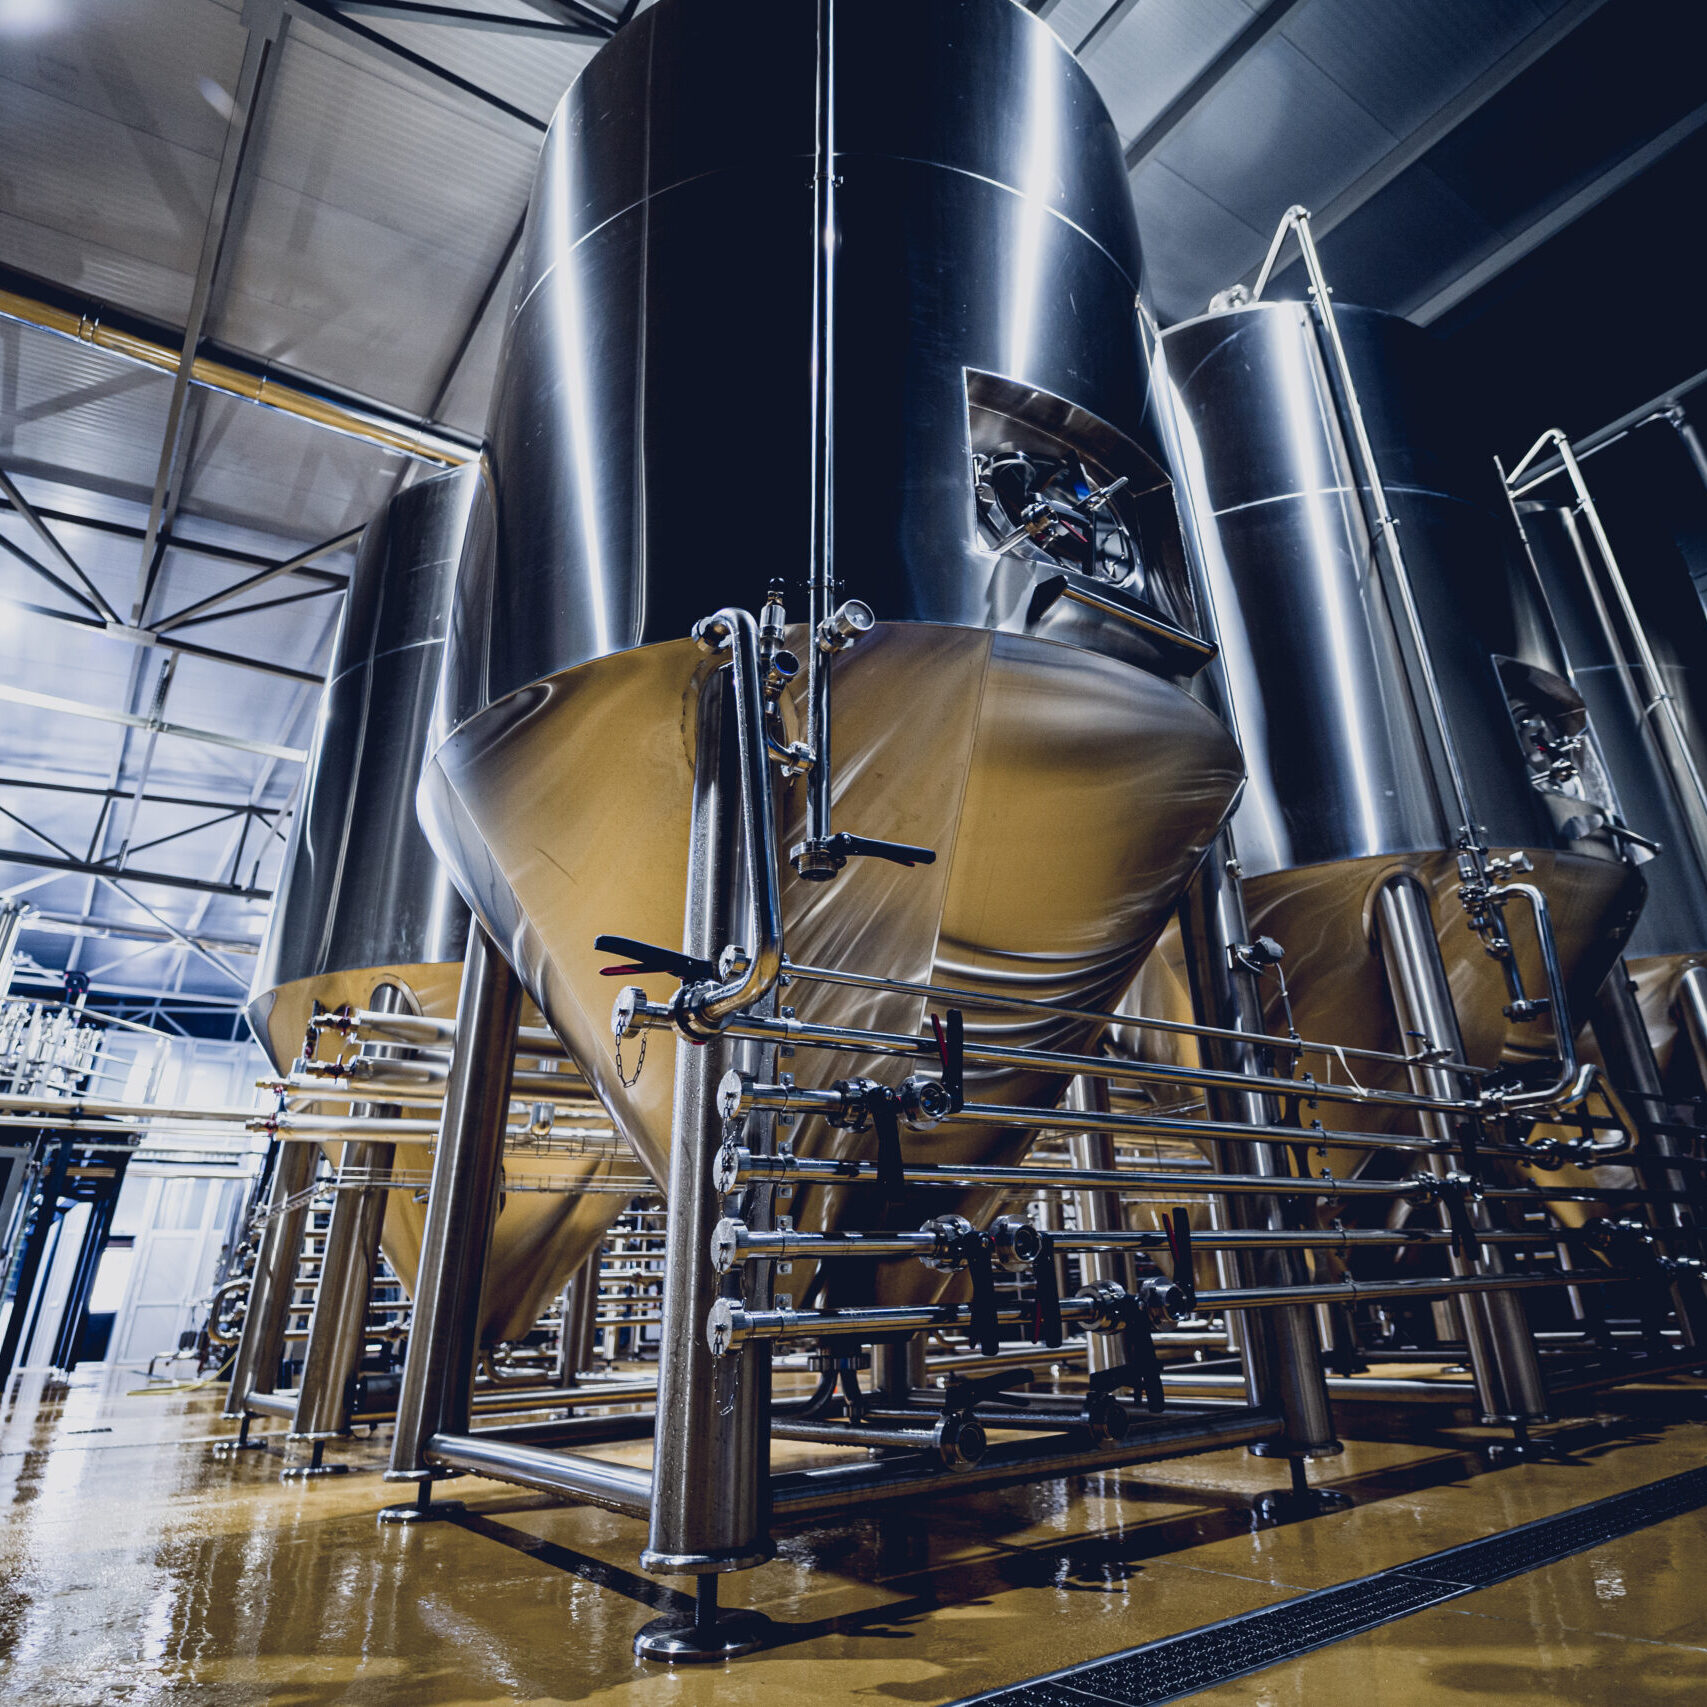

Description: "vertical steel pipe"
1676 965 1707 1103
291 983 409 1443
1066 1076 1135 1376
1594 963 1707 1345
1374 873 1551 1422
1175 842 1339 1458
872 1336 927 1401
556 1257 601 1388
223 1137 318 1419
386 926 522 1483
642 673 774 1576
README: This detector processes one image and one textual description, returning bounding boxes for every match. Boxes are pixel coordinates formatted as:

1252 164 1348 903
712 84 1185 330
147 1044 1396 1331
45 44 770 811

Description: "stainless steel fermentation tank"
248 469 623 1350
1510 442 1707 1086
420 0 1244 1304
1159 301 1643 1116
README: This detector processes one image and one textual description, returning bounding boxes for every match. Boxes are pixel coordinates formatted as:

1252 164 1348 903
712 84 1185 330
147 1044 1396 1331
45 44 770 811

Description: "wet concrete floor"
2 1367 1706 1704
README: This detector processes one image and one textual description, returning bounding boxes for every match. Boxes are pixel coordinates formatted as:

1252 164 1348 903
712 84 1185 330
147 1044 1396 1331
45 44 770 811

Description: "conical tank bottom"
423 623 1244 1301
248 969 627 1345
1125 850 1643 1185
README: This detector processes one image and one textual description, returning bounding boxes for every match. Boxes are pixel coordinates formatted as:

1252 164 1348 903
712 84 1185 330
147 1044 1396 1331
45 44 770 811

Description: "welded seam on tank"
950 1462 1707 1705
1207 482 1497 521
509 152 1141 329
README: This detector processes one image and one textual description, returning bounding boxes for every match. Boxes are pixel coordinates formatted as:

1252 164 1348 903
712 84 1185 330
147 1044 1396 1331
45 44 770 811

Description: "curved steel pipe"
676 609 784 1031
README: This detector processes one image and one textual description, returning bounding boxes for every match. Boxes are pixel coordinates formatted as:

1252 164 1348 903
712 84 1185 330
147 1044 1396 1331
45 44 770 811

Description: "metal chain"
615 1028 646 1089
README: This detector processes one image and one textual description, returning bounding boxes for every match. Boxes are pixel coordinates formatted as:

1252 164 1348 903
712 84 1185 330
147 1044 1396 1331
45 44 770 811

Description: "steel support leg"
1374 873 1550 1424
217 1136 318 1445
1596 962 1707 1347
1176 841 1340 1469
380 923 520 1521
288 984 410 1471
555 1256 601 1389
1067 1075 1137 1376
0 1136 73 1392
635 669 773 1662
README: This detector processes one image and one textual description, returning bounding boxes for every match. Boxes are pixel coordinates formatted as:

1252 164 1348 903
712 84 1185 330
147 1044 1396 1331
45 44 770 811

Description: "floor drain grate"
955 1464 1707 1706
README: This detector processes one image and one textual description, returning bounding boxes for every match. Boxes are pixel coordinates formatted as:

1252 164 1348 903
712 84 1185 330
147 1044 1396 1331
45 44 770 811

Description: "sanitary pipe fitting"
817 599 874 652
898 1075 953 1131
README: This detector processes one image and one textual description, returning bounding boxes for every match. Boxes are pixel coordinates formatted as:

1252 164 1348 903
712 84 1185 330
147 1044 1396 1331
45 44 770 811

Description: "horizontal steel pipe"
1157 1370 1476 1403
627 1000 1475 1117
712 1221 1562 1270
730 1080 1469 1156
312 1008 569 1056
721 1146 1412 1199
769 1419 977 1457
423 1432 653 1516
468 1413 659 1448
769 1407 1282 1518
777 958 1462 1073
709 1270 1624 1353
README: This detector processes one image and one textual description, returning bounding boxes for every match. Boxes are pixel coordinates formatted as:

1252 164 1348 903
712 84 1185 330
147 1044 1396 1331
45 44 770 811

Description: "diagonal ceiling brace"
0 466 118 622
132 0 291 626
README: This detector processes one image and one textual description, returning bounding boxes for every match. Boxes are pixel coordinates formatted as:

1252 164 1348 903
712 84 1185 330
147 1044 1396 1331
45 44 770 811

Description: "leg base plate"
633 1609 770 1663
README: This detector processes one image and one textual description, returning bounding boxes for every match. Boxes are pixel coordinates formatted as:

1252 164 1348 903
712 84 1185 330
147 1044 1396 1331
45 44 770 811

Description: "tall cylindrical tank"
1158 301 1643 1103
420 0 1245 1298
249 469 625 1343
1513 426 1707 1078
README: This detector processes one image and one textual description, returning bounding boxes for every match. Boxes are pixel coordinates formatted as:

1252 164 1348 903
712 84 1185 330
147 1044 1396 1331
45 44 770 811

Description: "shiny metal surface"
290 982 409 1445
222 1138 317 1420
1065 1076 1134 1378
421 0 1243 1281
1373 873 1548 1424
645 675 773 1575
1174 845 1337 1458
248 470 623 1344
1160 301 1642 1082
388 926 522 1483
1512 492 1707 1057
249 469 476 1065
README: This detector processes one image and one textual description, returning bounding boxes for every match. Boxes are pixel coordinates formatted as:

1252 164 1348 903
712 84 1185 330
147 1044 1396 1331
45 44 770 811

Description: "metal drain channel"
955 1464 1707 1705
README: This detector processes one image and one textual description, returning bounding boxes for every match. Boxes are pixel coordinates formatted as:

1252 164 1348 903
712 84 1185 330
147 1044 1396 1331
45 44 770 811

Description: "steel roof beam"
0 848 272 903
0 774 286 817
1242 0 1613 291
0 493 352 586
1123 0 1307 175
290 0 552 130
1408 99 1707 324
0 681 309 763
0 264 481 465
15 912 260 956
334 1 607 39
0 466 119 623
133 3 290 626
151 525 362 632
6 595 331 686
0 530 106 622
160 581 346 632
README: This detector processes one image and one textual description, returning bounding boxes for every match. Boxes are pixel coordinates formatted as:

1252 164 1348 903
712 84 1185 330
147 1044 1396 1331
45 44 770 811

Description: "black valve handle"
943 1369 1032 1416
822 831 938 869
870 1092 906 1206
1032 1229 1063 1349
1088 1308 1165 1415
593 934 716 983
1164 1207 1195 1311
931 1008 965 1112
963 1232 1000 1358
1440 1179 1481 1262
